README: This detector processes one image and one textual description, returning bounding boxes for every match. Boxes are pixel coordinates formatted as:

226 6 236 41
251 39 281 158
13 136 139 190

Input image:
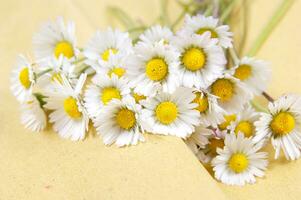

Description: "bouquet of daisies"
11 8 300 186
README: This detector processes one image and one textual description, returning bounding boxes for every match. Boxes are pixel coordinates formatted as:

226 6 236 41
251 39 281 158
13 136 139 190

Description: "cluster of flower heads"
11 15 301 186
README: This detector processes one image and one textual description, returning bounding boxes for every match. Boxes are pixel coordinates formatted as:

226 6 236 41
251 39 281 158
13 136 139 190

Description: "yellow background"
0 0 300 199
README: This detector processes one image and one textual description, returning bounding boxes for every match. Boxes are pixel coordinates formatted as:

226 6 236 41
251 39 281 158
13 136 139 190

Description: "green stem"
262 91 274 102
248 0 294 56
73 57 86 65
128 26 147 43
238 0 249 56
203 4 213 16
229 47 240 65
251 101 268 113
107 6 136 29
33 93 48 108
77 64 90 75
160 0 170 26
212 0 220 18
220 0 240 22
36 68 52 79
127 26 147 33
171 7 187 31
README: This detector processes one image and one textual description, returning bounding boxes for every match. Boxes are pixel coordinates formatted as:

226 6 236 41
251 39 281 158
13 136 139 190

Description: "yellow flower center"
270 112 295 136
19 67 31 89
196 28 218 38
218 114 237 130
145 58 168 81
208 138 224 154
63 97 82 119
54 41 74 59
133 93 146 103
51 72 63 83
235 121 254 137
211 78 234 102
162 39 169 45
182 47 206 71
101 87 121 105
228 153 249 173
155 101 178 124
115 108 136 130
101 48 118 61
108 67 125 78
27 100 34 105
193 92 209 113
234 64 252 81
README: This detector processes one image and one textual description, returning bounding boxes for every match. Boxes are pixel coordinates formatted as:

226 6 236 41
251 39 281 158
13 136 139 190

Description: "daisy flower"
253 94 301 160
179 14 233 48
11 55 35 103
84 28 133 71
37 55 76 89
20 94 47 132
192 89 225 127
217 114 237 132
208 74 251 113
212 133 268 186
197 128 226 163
84 74 131 119
127 41 180 96
33 17 78 61
185 125 213 155
229 104 260 138
45 74 89 141
94 53 130 79
139 25 174 45
231 57 271 95
140 87 200 138
173 32 226 89
94 97 145 147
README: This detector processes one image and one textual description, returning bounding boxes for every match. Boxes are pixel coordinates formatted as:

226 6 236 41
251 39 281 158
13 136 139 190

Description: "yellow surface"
0 0 301 200
0 0 226 199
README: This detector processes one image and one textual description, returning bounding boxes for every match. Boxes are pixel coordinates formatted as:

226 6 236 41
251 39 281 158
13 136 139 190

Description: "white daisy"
212 133 268 186
185 125 213 155
11 55 35 103
208 74 252 113
84 28 133 71
94 97 145 147
84 74 131 119
139 25 174 45
33 17 78 61
127 41 180 96
230 57 271 95
140 87 200 138
214 111 267 156
93 53 130 79
253 94 301 160
20 94 47 132
37 55 76 89
197 129 226 163
179 14 233 48
192 89 225 127
229 104 260 138
217 113 238 134
45 74 89 141
173 32 226 89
